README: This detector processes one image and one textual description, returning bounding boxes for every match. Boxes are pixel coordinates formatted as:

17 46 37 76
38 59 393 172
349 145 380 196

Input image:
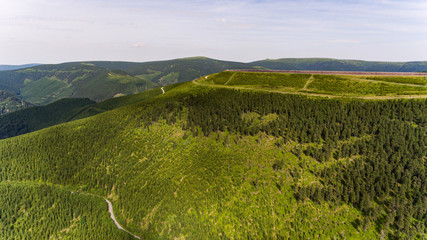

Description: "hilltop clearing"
198 70 427 99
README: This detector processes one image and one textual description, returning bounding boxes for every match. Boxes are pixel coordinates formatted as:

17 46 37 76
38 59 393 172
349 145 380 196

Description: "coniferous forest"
0 79 425 239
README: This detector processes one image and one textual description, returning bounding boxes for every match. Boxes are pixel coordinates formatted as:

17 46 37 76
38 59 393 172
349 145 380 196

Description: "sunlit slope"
0 82 425 239
199 71 427 98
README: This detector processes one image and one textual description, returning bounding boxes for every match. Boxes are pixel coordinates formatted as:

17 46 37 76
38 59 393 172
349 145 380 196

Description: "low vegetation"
202 71 427 98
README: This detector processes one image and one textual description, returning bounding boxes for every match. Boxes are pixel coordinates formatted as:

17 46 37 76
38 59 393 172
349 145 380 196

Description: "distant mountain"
1 57 427 115
88 57 253 85
250 58 427 72
0 62 158 106
0 64 41 71
0 58 253 114
0 90 33 115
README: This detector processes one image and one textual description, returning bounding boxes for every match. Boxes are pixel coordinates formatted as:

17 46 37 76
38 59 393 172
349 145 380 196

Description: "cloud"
132 42 147 47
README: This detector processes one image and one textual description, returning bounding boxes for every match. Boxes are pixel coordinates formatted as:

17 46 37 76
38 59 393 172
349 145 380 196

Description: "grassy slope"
3 81 424 239
202 71 427 98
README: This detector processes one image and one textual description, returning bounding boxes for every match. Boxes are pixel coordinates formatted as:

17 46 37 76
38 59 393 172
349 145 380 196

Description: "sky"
1 0 426 64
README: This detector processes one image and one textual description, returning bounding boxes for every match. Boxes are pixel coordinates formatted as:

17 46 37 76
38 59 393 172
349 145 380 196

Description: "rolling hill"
0 57 253 114
0 63 158 106
0 71 425 239
89 57 253 85
251 58 427 72
0 63 40 71
0 87 166 139
0 98 95 139
1 57 426 115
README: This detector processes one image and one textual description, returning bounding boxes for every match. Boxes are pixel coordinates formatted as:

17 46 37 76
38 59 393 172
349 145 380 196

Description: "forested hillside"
0 90 33 115
0 64 40 71
0 181 132 239
0 75 425 239
89 57 252 85
0 57 250 114
251 58 427 72
0 98 95 139
0 63 157 106
0 86 173 139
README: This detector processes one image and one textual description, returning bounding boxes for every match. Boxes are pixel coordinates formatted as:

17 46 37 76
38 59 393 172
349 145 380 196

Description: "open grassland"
200 71 427 99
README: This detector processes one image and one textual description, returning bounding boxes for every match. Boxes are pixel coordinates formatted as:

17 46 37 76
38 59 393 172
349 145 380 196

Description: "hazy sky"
1 0 426 64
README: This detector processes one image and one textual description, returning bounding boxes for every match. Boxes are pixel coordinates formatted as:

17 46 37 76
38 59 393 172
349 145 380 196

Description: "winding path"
70 191 140 239
105 199 140 239
161 87 165 94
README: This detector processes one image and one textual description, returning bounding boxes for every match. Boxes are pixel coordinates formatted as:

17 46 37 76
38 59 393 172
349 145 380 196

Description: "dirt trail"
302 75 314 90
70 191 140 239
105 199 141 239
161 87 165 94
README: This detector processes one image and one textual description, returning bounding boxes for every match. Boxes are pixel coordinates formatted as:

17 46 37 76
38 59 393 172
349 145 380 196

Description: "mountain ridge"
1 57 426 115
0 63 41 71
0 79 424 239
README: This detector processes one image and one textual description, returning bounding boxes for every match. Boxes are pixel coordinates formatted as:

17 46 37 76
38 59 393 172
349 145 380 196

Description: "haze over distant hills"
0 64 41 71
0 57 426 115
252 58 427 72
